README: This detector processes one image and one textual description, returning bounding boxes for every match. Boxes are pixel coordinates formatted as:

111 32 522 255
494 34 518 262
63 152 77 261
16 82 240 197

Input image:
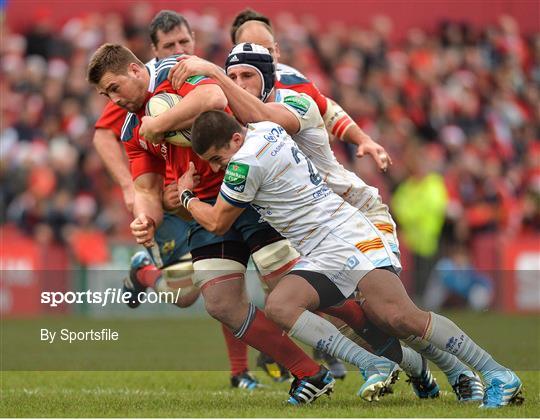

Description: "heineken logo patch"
224 162 249 193
186 75 207 85
284 95 310 116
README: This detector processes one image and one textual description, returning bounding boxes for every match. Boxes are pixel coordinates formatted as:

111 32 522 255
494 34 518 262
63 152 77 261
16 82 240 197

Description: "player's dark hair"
149 10 192 46
230 9 273 44
87 43 144 84
191 111 243 155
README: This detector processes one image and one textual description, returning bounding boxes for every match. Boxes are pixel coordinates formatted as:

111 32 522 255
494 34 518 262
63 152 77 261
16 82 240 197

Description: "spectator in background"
391 144 448 297
423 244 494 311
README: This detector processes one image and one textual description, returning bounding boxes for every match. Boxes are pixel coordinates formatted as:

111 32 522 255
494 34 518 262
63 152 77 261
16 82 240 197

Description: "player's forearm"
93 129 133 190
153 85 227 131
134 192 163 226
210 69 272 125
187 199 232 236
323 98 364 143
342 124 375 147
133 177 164 225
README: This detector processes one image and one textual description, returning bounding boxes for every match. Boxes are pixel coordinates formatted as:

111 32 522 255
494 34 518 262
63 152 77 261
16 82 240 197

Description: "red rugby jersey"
120 57 225 200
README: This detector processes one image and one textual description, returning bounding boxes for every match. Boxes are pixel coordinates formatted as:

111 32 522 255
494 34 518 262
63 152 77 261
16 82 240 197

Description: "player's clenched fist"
130 214 156 247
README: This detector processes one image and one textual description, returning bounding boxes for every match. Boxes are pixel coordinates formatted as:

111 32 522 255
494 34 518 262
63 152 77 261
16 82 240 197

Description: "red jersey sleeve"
95 101 128 139
123 127 166 180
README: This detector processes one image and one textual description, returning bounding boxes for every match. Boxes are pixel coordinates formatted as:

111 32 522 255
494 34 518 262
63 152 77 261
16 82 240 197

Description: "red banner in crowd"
500 234 540 313
0 226 70 316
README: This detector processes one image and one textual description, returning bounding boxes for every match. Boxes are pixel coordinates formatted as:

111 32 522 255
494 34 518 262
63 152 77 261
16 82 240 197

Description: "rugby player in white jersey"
171 110 523 409
170 43 487 402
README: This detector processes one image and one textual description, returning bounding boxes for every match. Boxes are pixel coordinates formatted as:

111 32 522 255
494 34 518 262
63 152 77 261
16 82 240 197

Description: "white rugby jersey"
275 88 379 210
220 122 358 254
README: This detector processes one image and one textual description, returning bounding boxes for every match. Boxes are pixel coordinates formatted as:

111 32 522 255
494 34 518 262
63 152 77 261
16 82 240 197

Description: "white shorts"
292 211 401 298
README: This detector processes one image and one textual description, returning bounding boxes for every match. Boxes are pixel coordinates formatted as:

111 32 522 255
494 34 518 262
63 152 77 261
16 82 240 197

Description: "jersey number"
291 147 322 186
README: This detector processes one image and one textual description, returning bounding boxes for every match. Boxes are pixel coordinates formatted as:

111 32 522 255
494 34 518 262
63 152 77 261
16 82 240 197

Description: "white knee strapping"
154 256 199 307
251 239 300 283
192 258 246 289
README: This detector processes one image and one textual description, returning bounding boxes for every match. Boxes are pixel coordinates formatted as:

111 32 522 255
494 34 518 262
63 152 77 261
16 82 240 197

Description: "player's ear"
129 63 144 78
231 132 242 148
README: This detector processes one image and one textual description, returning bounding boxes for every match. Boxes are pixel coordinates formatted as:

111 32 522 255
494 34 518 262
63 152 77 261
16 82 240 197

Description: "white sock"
404 335 468 385
289 310 389 377
400 346 423 377
424 312 507 381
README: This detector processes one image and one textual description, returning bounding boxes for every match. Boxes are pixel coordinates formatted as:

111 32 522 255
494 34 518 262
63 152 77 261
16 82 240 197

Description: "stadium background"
2 0 539 316
1 1 539 417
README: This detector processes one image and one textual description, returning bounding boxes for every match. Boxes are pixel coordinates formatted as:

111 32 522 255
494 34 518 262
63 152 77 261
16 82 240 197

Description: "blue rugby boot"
452 370 484 402
481 370 523 408
358 359 401 402
287 365 335 405
122 251 151 308
231 370 262 390
406 356 440 399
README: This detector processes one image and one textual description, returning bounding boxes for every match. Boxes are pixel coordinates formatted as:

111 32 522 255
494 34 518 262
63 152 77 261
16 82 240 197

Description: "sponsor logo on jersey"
161 240 176 256
312 185 331 200
224 162 250 193
284 95 311 116
185 75 207 85
270 141 285 156
139 139 148 150
346 255 360 269
263 125 285 143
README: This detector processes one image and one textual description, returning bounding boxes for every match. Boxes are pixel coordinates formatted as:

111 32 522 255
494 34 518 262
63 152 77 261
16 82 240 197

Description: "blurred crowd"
1 5 539 299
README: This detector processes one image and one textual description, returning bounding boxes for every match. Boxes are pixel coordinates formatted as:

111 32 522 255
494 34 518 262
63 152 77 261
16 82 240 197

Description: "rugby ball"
145 92 192 147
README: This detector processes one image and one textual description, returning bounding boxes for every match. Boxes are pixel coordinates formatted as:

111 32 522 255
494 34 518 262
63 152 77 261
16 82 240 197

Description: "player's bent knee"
385 307 416 337
192 258 246 289
158 258 199 308
264 292 294 328
204 298 236 322
252 240 300 289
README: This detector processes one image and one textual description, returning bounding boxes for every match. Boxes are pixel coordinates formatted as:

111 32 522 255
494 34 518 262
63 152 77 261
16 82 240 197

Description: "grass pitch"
1 312 539 417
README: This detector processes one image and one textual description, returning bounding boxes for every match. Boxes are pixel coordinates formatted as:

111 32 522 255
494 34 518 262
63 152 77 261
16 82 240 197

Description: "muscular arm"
93 128 134 211
208 66 300 133
142 84 227 140
168 57 300 133
186 196 245 236
133 173 164 226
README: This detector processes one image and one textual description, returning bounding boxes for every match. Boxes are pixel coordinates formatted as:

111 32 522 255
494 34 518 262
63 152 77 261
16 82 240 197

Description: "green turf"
1 312 539 417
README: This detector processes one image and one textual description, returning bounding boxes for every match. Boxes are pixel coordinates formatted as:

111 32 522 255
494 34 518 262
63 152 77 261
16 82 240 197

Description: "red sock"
136 264 161 288
221 324 248 376
241 308 319 378
322 299 366 332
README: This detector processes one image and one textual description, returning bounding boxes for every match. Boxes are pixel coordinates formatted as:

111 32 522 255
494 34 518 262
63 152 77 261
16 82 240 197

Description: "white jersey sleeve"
276 89 324 133
219 152 264 208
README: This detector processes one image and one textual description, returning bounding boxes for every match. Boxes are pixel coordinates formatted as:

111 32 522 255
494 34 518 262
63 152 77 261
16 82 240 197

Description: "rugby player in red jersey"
87 43 335 405
91 11 288 389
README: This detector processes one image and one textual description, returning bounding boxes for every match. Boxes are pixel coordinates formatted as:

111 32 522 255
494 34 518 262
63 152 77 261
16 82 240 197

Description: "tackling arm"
208 66 300 133
140 84 227 141
168 57 300 133
185 196 244 236
177 161 244 235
